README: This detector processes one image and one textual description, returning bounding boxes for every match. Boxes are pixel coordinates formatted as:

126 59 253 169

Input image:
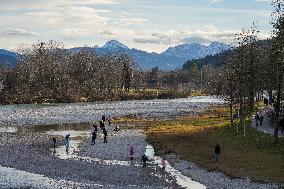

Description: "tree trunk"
229 80 233 128
230 99 233 128
249 90 254 112
239 96 244 136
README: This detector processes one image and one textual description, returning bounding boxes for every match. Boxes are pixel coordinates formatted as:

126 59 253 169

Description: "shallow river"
0 96 224 127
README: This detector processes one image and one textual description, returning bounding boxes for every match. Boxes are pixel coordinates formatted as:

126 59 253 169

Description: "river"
0 96 224 127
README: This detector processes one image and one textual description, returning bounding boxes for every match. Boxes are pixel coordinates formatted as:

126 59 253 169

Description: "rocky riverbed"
0 97 281 188
0 122 280 189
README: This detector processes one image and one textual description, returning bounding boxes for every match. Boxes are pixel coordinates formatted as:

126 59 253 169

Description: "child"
141 154 148 168
114 125 120 132
64 134 70 154
130 146 134 160
91 129 97 145
161 157 166 170
52 137 56 148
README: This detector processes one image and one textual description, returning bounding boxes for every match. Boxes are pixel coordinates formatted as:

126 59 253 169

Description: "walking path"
251 108 284 138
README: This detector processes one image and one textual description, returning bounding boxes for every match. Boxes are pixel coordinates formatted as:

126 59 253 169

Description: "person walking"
103 128 108 143
100 120 105 131
64 134 70 154
259 115 264 126
52 137 57 148
141 154 148 168
255 113 259 127
279 118 284 135
91 129 97 145
130 146 135 160
102 115 106 123
161 157 166 170
215 143 221 163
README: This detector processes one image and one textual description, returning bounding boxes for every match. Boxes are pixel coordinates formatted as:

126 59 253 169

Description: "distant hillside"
183 50 232 70
0 49 18 68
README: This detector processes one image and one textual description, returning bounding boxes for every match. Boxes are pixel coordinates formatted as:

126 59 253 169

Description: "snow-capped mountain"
162 42 230 61
96 40 229 70
0 40 229 70
102 40 129 50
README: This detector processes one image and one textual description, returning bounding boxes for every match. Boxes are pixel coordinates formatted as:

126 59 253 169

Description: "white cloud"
0 0 119 10
61 28 90 37
25 6 109 26
0 28 39 37
209 0 224 4
253 0 271 2
0 0 272 53
133 25 237 47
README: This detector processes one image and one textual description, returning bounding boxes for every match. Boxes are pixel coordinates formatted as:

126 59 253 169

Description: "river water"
0 96 224 127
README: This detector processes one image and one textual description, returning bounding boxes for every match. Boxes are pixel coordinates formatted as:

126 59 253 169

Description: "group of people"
52 115 168 169
255 113 264 127
92 115 111 145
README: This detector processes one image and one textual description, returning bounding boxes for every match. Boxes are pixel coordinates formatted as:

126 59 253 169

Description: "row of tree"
207 0 284 135
0 41 134 103
0 41 208 104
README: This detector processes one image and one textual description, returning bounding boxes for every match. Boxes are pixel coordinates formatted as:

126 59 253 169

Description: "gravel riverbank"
0 122 281 189
0 124 181 189
0 97 281 189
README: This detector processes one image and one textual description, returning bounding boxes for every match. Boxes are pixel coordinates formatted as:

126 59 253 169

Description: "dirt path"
251 108 284 138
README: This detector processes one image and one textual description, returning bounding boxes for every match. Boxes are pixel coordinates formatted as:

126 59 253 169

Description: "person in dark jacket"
279 118 284 134
259 115 264 126
52 137 57 148
91 130 97 145
100 120 105 131
130 146 134 160
141 154 148 167
255 113 259 127
215 143 221 163
103 128 108 143
102 115 106 122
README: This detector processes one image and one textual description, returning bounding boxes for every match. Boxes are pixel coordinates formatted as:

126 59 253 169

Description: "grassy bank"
117 107 284 184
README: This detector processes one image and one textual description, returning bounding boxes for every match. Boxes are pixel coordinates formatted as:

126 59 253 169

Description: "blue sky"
0 0 273 52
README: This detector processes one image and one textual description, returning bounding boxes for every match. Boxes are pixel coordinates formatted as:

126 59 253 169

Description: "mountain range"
0 49 18 68
0 40 229 70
